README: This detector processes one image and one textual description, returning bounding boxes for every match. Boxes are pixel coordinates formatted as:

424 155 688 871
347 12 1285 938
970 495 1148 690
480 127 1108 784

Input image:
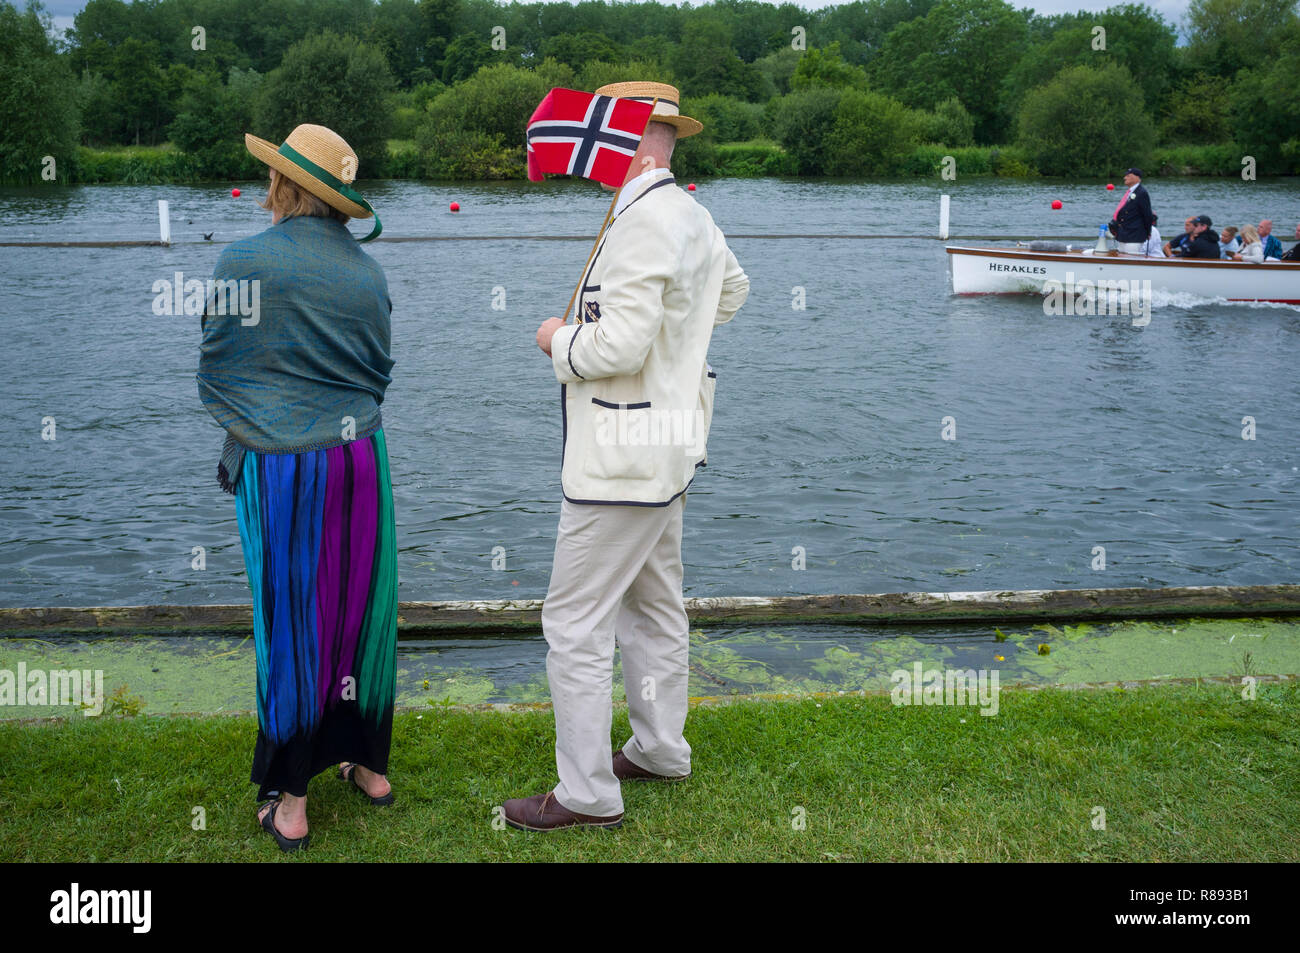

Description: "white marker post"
158 199 171 245
939 194 950 240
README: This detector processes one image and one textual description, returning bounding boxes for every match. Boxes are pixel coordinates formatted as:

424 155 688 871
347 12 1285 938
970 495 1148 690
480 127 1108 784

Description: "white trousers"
1117 241 1145 255
543 496 692 816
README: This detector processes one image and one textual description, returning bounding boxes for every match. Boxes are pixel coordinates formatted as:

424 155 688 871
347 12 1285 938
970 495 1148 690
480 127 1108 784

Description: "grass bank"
1 683 1296 861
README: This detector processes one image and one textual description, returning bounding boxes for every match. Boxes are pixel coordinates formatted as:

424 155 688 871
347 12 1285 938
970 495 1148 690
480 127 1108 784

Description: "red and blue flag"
526 88 654 188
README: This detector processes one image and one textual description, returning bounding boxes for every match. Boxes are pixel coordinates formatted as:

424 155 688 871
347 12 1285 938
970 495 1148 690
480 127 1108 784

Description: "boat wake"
1146 289 1300 311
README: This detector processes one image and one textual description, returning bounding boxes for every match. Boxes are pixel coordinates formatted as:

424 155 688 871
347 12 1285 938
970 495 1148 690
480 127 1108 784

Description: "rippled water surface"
2 176 1299 606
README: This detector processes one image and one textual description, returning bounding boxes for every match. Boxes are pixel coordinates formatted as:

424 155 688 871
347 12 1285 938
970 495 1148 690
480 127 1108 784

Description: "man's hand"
536 317 565 357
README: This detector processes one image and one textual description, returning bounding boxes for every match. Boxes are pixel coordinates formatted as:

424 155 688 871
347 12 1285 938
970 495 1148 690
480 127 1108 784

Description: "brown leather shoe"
612 749 691 783
502 792 623 832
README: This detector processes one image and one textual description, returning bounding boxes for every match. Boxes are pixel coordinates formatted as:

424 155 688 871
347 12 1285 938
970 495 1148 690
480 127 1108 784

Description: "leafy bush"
417 127 521 179
918 97 976 147
714 140 796 176
418 61 573 154
898 144 993 176
1015 63 1154 177
686 94 764 143
257 31 396 178
872 0 1029 143
752 49 800 97
770 87 844 175
1227 20 1300 174
168 69 266 179
72 145 198 183
824 88 921 175
1160 75 1231 144
1151 144 1247 176
990 146 1038 177
789 43 870 92
0 3 79 183
385 140 423 179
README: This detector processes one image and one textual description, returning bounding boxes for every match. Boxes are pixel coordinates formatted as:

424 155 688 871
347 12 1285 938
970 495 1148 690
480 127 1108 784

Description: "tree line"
2 0 1298 184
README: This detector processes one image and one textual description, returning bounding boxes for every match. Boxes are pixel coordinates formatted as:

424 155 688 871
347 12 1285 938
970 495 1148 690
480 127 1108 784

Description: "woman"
197 125 397 852
1233 224 1264 263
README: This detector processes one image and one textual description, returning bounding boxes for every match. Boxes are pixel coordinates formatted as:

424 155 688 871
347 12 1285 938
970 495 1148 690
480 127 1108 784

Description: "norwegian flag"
526 88 655 188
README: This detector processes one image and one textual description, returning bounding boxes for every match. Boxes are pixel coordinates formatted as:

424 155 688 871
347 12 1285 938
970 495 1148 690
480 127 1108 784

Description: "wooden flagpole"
561 96 660 324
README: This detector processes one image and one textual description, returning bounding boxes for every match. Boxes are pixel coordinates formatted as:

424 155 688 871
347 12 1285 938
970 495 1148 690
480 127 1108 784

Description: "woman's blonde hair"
260 169 350 224
1239 224 1260 245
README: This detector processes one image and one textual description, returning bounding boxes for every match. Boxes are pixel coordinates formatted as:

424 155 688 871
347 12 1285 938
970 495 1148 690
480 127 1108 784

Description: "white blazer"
549 172 749 505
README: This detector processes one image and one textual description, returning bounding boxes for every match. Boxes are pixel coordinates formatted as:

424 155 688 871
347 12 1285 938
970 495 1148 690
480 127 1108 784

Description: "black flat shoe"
338 762 395 807
258 799 309 853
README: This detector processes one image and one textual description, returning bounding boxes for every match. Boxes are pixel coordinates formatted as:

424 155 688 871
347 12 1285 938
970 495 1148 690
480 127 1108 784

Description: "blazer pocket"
584 398 657 481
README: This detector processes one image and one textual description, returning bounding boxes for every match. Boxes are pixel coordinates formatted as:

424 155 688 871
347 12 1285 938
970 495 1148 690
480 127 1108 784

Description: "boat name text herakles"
988 263 1048 275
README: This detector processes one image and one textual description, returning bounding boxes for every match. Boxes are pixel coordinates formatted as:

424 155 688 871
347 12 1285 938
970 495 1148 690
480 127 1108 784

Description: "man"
1281 222 1300 262
1163 216 1195 257
1218 226 1241 257
507 82 749 832
1172 214 1221 259
1259 220 1284 260
1140 213 1165 257
1109 167 1154 255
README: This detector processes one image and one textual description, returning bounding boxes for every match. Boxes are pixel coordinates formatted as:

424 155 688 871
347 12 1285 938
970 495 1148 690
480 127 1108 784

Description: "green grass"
1 683 1296 861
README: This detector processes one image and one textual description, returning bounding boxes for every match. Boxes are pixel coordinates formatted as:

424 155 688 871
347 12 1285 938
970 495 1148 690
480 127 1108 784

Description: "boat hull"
947 245 1300 304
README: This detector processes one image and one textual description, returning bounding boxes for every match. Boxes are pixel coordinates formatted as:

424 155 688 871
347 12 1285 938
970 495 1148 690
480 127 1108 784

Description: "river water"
2 176 1299 608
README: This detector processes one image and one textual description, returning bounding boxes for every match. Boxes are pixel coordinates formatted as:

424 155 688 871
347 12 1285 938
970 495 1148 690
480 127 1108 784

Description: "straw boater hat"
594 81 703 138
244 124 381 241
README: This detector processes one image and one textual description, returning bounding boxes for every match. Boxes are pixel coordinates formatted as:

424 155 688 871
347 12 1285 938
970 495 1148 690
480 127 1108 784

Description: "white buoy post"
939 194 950 240
158 199 171 245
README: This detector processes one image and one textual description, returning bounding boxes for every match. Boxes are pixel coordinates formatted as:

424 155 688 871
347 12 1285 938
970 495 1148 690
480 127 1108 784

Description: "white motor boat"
947 243 1300 304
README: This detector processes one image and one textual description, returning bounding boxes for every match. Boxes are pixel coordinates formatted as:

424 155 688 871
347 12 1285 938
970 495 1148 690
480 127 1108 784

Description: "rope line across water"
0 234 1076 248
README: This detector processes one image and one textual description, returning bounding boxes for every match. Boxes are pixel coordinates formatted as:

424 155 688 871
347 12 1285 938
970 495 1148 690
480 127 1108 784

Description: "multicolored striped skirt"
234 429 398 800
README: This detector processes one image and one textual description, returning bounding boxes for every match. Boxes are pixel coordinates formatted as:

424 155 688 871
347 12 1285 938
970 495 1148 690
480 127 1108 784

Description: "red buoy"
687 183 696 191
231 188 241 198
1051 199 1063 210
449 201 460 212
1106 183 1115 190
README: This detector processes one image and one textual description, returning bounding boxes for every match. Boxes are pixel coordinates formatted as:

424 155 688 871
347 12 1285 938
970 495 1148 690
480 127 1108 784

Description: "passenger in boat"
1218 226 1241 256
1281 223 1300 261
1108 167 1153 254
1258 220 1285 260
1171 215 1221 259
1140 213 1165 257
1163 216 1195 256
1232 225 1264 263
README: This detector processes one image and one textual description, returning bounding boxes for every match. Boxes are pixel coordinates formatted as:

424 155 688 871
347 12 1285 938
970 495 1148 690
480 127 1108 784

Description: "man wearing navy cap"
1109 167 1155 255
1172 214 1222 259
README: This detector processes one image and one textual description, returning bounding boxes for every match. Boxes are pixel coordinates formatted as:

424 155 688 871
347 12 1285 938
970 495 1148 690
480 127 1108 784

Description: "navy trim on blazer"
617 176 674 218
566 324 585 380
592 397 651 410
574 176 674 323
562 462 705 507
